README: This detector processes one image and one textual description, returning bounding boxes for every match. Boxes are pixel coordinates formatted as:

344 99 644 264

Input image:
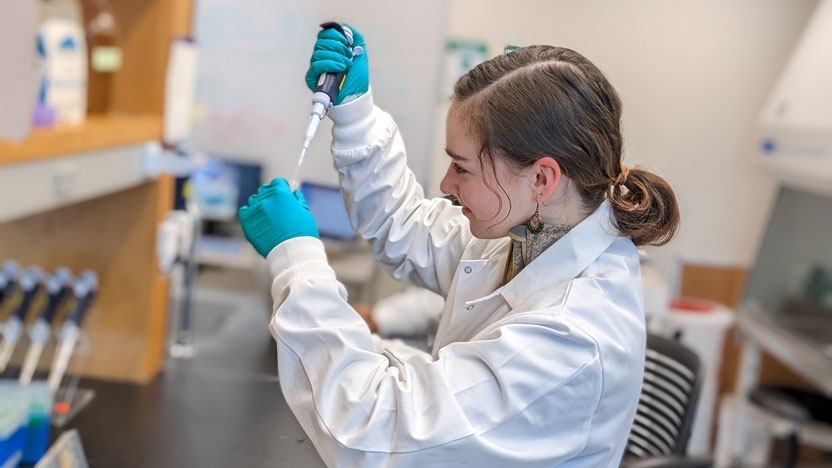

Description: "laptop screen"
300 182 357 241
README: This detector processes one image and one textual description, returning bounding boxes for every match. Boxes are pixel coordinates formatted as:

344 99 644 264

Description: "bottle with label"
82 0 121 115
38 0 88 126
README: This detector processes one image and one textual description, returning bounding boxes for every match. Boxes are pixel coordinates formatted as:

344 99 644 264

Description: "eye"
451 162 468 174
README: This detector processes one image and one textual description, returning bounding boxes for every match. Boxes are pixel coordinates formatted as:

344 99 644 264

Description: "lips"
444 194 462 207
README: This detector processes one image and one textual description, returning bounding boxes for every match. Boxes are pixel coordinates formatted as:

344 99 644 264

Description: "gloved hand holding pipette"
290 22 368 191
304 22 368 105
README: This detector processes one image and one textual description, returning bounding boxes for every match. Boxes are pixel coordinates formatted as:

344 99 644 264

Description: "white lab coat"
266 91 646 467
372 286 444 338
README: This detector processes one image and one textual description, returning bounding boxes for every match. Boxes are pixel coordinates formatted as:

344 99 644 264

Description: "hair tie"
614 165 630 186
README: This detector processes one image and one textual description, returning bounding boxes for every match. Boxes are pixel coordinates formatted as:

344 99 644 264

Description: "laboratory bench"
36 269 328 468
718 186 832 465
727 303 832 462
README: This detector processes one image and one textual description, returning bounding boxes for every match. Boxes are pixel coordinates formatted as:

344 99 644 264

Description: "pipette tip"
289 146 308 192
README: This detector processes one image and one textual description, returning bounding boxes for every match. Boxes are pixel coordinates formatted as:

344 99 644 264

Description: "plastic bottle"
38 0 88 125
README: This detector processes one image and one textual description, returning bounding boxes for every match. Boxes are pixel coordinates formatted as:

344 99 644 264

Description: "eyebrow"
444 148 469 161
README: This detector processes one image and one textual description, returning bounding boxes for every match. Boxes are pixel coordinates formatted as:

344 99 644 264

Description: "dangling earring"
526 196 543 234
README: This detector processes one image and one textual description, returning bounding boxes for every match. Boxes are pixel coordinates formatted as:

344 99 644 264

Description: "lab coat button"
466 305 474 310
464 266 472 274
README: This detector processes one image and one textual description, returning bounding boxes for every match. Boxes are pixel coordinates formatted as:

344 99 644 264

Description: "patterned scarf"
503 223 574 284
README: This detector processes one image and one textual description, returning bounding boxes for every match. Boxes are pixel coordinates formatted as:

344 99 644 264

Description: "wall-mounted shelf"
0 142 150 223
0 114 160 165
0 0 192 383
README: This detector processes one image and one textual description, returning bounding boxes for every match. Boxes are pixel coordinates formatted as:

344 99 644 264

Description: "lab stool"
747 384 832 468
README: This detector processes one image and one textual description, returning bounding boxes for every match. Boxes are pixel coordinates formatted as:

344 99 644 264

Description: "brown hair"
452 45 679 246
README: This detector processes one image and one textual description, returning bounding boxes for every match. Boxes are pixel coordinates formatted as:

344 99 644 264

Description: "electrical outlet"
53 164 77 198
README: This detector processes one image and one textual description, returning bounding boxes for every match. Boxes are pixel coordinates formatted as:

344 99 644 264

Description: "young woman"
239 23 679 468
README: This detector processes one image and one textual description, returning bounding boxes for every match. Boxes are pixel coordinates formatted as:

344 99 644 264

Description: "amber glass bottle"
83 0 121 115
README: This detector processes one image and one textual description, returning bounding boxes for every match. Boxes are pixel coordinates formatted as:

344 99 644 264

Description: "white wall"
190 0 449 189
426 0 819 285
189 0 820 299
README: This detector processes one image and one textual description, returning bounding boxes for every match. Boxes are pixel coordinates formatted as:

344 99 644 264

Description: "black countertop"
51 283 328 468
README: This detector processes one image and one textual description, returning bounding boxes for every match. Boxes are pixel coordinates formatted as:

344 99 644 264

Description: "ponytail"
608 166 679 246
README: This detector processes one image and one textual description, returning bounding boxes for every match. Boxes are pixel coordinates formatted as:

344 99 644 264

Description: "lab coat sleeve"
372 286 444 337
326 91 475 297
268 238 602 468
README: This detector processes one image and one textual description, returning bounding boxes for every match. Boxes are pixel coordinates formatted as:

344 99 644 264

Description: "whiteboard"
190 1 450 189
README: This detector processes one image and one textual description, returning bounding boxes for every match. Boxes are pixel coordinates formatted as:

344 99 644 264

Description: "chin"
469 224 507 240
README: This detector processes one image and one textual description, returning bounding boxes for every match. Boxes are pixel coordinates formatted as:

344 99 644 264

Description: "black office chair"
747 384 832 468
620 333 712 468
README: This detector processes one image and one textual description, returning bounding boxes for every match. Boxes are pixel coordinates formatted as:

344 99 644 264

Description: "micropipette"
0 261 19 306
48 270 97 392
290 22 359 191
19 268 72 385
0 266 43 373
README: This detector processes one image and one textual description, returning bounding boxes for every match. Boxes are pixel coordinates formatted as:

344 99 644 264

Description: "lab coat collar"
499 200 620 309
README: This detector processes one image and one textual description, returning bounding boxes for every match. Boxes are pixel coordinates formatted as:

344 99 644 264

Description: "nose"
439 164 456 197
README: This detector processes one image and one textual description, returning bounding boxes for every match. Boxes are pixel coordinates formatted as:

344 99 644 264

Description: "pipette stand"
167 254 197 360
169 330 196 359
35 429 90 468
51 331 95 428
164 201 200 361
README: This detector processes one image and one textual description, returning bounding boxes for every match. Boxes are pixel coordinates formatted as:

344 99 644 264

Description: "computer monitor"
174 158 262 214
741 186 832 325
300 182 357 241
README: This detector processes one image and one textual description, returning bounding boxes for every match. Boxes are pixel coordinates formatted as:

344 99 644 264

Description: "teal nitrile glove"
238 178 319 257
305 23 368 105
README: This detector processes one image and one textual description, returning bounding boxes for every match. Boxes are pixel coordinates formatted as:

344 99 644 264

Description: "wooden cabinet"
0 0 192 383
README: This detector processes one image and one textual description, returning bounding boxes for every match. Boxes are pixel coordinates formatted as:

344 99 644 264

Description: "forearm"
328 92 470 295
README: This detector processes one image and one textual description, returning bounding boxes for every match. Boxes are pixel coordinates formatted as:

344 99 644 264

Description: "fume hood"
758 0 832 197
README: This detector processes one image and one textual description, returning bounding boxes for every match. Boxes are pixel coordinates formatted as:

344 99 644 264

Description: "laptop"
300 182 358 248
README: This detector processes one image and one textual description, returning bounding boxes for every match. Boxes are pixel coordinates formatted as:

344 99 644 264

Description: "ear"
530 157 561 201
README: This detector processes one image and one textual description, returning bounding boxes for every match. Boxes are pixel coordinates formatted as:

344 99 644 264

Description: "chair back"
624 333 702 459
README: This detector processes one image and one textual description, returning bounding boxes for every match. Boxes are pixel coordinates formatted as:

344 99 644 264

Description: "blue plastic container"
20 382 51 464
0 388 29 468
